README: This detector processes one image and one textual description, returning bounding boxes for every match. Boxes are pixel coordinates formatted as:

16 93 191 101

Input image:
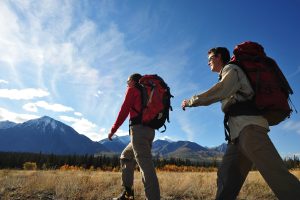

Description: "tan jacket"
187 63 269 140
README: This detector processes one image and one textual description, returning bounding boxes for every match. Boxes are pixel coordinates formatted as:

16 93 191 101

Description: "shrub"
60 164 83 171
23 162 37 170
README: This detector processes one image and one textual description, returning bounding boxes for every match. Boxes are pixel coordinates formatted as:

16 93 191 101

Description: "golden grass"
0 169 299 200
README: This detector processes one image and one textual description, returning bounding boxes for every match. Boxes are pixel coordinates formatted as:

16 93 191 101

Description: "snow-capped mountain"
0 116 227 160
19 116 69 134
209 143 227 153
99 135 130 153
0 121 17 129
152 140 225 161
0 116 108 155
99 136 227 161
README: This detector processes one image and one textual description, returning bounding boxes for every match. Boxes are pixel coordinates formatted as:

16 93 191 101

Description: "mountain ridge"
0 116 108 155
99 136 227 161
0 117 227 161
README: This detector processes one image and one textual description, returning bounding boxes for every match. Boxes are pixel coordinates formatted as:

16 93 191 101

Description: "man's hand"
108 132 114 141
181 100 188 111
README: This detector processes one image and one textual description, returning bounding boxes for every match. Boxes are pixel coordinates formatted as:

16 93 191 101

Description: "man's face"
127 78 135 88
208 53 223 72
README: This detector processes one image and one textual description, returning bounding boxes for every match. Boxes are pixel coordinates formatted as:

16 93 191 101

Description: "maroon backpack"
227 41 294 126
131 74 173 132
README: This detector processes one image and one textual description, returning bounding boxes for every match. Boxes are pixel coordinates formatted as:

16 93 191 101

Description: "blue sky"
0 0 299 156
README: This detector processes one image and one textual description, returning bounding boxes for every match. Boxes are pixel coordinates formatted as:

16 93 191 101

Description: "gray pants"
216 125 300 200
120 125 160 200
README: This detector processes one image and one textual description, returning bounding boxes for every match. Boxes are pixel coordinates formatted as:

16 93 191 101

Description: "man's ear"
216 54 224 64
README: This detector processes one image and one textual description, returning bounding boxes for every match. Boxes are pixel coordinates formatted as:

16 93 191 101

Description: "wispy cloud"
114 129 130 137
288 66 300 78
176 114 197 141
0 1 118 121
94 90 104 98
155 135 178 142
282 120 300 135
23 101 74 113
0 107 39 123
0 88 49 100
0 80 8 84
74 112 83 117
59 115 101 141
0 0 195 142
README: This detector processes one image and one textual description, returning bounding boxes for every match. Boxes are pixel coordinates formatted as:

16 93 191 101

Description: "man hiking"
108 73 160 200
181 46 300 199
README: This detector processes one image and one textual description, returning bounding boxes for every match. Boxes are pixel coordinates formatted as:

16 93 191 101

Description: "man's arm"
182 65 241 109
108 88 135 140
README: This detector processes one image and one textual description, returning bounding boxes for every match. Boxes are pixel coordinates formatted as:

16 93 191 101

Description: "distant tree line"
0 152 119 170
0 151 220 170
0 151 299 170
283 155 300 169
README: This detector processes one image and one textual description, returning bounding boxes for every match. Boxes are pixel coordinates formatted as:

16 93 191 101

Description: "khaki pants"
120 125 160 200
216 125 300 200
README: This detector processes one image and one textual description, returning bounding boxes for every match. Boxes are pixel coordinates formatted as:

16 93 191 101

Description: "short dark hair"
208 47 230 64
129 73 142 83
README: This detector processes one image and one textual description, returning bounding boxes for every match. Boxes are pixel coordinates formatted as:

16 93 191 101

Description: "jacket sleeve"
186 65 241 107
110 88 135 134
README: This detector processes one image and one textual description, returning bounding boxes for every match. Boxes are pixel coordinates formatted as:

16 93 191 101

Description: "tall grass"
0 170 299 199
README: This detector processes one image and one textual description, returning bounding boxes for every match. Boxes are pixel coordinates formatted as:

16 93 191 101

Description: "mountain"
0 120 17 129
210 143 227 153
0 116 226 160
152 140 224 161
0 116 108 155
153 140 207 155
100 137 226 162
99 135 130 153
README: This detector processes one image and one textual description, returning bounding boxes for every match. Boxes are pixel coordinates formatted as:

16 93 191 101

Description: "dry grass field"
0 169 299 200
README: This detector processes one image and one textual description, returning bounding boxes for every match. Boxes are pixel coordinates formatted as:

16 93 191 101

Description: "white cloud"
99 127 129 140
155 135 176 142
0 107 39 123
74 112 83 117
1 1 127 113
0 1 134 131
94 90 104 98
59 115 101 141
97 127 129 141
0 88 49 100
114 129 130 137
178 117 196 141
288 66 300 78
282 120 300 134
0 1 193 143
22 103 38 112
23 101 74 113
99 128 106 132
0 80 8 84
0 1 21 66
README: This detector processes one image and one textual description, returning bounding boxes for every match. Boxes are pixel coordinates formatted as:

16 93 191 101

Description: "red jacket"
110 86 142 134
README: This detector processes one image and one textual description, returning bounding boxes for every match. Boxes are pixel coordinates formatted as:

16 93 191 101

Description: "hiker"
108 73 160 200
181 46 300 199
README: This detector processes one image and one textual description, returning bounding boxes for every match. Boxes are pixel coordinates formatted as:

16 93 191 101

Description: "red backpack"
227 41 294 126
135 74 173 132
